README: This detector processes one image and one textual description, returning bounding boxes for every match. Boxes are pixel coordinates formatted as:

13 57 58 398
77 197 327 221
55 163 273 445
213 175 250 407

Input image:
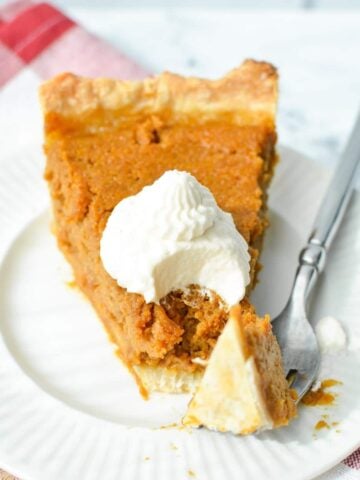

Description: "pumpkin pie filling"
44 117 275 373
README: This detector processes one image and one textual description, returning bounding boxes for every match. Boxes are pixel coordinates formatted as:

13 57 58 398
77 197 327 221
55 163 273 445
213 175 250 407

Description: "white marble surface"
6 0 360 10
63 8 360 169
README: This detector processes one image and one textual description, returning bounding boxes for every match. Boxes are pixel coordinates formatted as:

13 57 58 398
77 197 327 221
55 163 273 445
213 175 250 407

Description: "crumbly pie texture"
40 60 296 433
184 303 297 434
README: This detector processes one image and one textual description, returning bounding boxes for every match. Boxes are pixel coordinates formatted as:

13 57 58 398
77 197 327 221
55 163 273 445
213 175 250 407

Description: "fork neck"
289 242 327 305
291 264 318 305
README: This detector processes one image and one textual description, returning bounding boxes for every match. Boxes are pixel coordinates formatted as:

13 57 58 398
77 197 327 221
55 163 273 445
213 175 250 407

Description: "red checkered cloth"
0 2 359 480
0 0 148 85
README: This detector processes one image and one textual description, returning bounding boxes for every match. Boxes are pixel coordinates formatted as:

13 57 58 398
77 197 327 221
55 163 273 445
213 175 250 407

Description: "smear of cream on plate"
315 316 347 354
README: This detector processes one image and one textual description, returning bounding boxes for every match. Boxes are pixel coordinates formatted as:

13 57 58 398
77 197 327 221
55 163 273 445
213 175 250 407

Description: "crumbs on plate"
302 379 342 407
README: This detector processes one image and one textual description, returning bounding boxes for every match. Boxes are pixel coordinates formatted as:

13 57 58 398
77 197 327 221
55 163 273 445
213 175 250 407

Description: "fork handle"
299 111 360 279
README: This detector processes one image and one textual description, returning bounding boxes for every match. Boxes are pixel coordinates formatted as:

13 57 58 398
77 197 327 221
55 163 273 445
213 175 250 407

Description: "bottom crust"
133 365 203 395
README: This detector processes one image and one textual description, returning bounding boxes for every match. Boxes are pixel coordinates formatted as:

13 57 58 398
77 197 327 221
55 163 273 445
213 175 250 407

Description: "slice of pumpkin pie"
40 60 296 433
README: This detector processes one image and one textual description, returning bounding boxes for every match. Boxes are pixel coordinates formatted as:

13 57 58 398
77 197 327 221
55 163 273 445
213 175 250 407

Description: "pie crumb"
302 379 342 407
315 420 330 430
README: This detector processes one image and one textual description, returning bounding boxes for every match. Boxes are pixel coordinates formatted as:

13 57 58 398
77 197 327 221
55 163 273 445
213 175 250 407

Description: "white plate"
0 147 359 480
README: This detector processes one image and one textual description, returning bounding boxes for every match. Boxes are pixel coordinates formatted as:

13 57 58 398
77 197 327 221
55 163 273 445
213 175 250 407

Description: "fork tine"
291 370 318 402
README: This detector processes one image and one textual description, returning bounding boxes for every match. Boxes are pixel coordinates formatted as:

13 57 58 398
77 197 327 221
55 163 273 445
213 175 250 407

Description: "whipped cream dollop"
315 316 347 354
100 170 250 306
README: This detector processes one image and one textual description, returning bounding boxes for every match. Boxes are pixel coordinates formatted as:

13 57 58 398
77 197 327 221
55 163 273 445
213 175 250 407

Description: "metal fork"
272 112 360 401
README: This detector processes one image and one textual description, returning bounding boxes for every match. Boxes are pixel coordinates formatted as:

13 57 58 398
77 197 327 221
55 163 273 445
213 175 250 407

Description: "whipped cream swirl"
100 170 250 306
